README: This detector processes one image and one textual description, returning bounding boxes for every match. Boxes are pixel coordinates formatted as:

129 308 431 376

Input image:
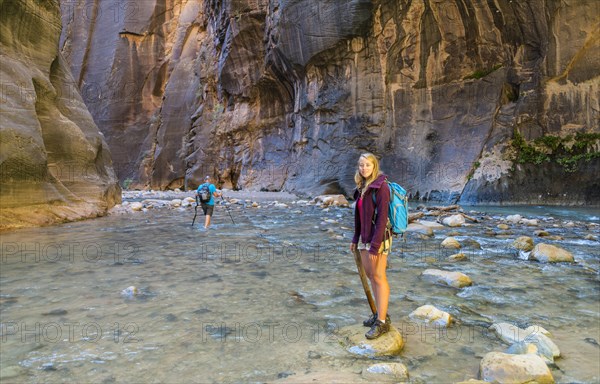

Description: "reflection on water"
1 202 599 383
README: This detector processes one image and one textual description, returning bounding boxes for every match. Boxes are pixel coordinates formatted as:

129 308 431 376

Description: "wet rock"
497 224 510 230
529 244 574 263
42 309 68 316
313 195 349 207
456 380 490 384
406 223 434 237
130 202 143 211
544 235 563 241
362 362 409 381
341 324 404 357
442 214 465 227
521 218 539 226
121 286 139 297
489 323 560 360
422 269 472 288
448 253 467 262
512 236 534 252
409 305 452 327
417 220 446 230
506 342 555 364
462 239 482 249
170 199 182 207
0 366 25 379
534 230 550 237
584 234 598 241
564 221 576 227
479 352 554 384
506 214 522 223
441 237 461 249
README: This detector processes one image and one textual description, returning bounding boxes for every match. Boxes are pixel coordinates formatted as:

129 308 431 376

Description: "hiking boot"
365 319 390 340
363 313 390 327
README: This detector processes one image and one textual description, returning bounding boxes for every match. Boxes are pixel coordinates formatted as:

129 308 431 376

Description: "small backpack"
198 184 211 203
373 179 409 236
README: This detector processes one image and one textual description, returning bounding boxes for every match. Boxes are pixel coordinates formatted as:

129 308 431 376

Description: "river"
1 197 599 383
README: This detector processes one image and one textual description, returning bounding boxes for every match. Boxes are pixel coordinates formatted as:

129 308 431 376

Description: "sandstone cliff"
0 0 121 230
59 0 599 204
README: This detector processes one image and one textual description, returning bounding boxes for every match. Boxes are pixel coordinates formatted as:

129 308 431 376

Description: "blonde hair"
354 153 381 193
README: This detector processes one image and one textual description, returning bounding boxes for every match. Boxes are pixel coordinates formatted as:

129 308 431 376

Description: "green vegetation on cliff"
511 132 600 172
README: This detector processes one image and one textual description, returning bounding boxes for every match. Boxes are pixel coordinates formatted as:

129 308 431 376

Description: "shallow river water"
1 199 599 383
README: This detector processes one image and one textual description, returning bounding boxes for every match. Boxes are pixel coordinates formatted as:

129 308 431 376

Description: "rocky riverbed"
1 191 598 383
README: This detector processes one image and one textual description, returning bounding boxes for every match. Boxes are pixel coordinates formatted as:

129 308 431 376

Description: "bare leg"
371 253 389 321
360 250 378 306
204 215 211 228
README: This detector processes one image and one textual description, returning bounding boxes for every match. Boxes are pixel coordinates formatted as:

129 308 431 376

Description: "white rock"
130 202 143 211
489 323 560 359
521 218 539 226
184 197 195 203
506 214 522 223
442 214 465 227
170 199 182 207
409 305 452 327
512 236 534 252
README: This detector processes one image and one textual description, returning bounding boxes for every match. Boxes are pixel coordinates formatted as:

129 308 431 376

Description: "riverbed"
1 195 599 383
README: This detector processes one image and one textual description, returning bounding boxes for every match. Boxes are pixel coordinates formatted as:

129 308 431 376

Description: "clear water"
1 202 599 383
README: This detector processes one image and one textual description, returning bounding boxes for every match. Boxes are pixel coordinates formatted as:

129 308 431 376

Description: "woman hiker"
350 153 392 339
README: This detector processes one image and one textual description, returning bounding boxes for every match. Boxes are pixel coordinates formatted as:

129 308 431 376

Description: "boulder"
417 220 446 230
409 305 452 327
479 352 554 384
529 244 574 263
442 214 465 227
441 237 461 249
497 224 510 230
422 269 472 288
341 324 405 357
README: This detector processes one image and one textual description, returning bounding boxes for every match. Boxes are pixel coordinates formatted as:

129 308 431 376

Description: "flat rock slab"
339 324 405 357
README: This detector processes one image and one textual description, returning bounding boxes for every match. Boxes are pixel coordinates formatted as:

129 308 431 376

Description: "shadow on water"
0 202 599 383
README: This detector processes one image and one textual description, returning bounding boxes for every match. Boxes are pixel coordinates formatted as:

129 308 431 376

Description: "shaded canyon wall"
58 0 600 204
0 0 121 230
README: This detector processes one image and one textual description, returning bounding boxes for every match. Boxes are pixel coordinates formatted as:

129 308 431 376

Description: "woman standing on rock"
350 153 392 339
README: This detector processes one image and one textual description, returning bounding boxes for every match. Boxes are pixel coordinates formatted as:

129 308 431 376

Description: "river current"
1 197 599 383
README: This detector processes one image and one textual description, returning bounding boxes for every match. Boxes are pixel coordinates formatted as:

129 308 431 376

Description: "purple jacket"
352 173 390 254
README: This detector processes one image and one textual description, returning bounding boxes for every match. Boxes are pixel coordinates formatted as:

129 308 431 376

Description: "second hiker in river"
350 153 393 339
196 175 222 229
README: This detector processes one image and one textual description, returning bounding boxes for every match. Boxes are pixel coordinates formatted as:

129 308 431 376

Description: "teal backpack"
373 179 409 236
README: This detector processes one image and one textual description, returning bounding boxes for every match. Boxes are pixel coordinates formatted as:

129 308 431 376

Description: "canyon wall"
0 0 121 230
54 0 600 204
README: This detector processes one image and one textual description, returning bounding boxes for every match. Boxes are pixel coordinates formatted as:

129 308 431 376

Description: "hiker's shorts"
358 236 392 255
201 203 214 216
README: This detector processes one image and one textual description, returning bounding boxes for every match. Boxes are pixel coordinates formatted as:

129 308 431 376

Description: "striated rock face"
59 0 599 203
0 0 121 230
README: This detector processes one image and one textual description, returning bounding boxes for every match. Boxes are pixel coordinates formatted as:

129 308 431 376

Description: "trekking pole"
191 195 199 226
221 194 235 224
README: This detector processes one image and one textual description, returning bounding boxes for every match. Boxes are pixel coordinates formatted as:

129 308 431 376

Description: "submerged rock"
406 223 434 236
362 362 408 381
512 236 535 252
340 324 404 357
422 269 472 288
479 352 554 384
529 244 574 263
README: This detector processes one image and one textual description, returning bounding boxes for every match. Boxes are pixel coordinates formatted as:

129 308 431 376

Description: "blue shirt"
197 183 217 206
